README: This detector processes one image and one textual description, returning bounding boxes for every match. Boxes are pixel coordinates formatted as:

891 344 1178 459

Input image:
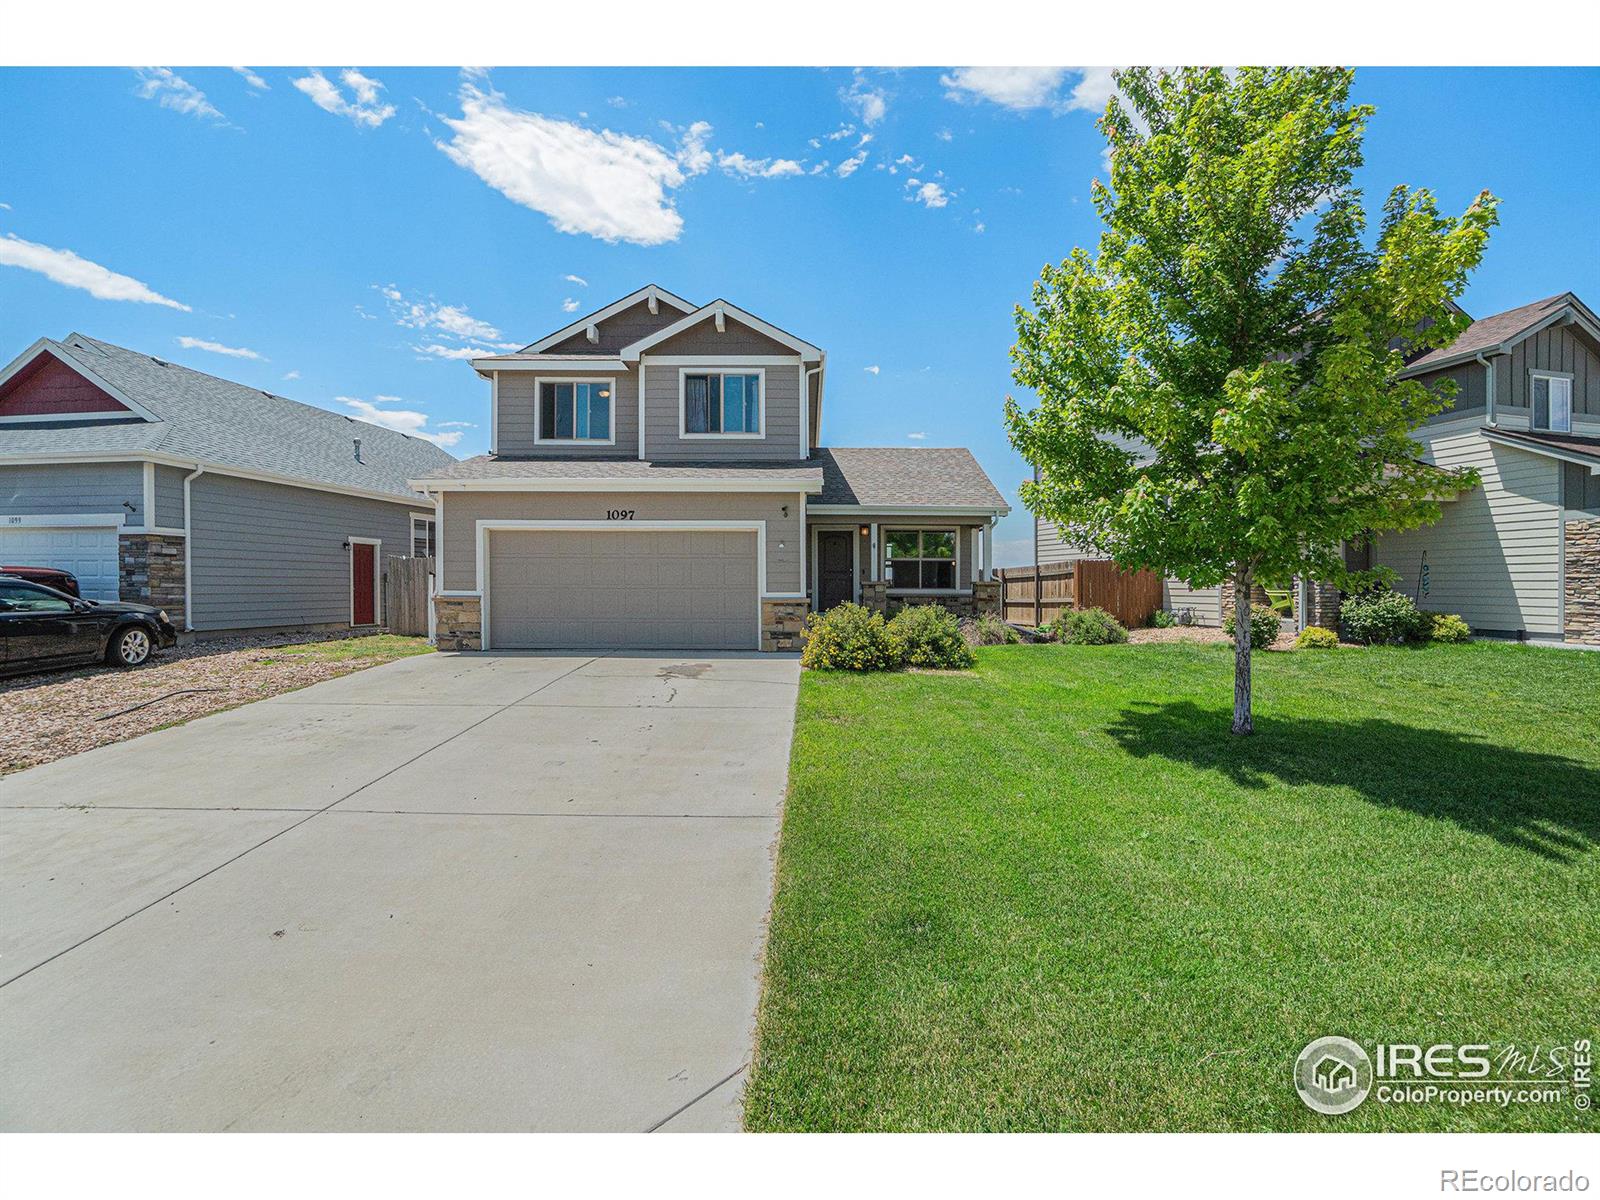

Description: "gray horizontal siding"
154 464 187 527
0 461 145 523
188 473 418 631
439 489 805 596
641 359 804 462
496 369 639 457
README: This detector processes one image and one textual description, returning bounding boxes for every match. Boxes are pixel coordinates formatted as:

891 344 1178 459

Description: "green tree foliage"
1006 67 1498 733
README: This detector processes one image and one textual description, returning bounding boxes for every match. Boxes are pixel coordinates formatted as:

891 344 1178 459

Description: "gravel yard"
1126 624 1298 647
0 633 432 776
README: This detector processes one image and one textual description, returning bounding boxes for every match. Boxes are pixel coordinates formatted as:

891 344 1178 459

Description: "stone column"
119 533 188 627
1564 517 1600 646
972 578 1002 617
760 599 808 652
860 579 888 615
434 595 482 651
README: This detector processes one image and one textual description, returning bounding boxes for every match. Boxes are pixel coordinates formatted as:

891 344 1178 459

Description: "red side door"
351 542 376 625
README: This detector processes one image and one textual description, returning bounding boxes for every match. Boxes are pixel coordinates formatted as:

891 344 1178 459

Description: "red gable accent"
0 352 131 418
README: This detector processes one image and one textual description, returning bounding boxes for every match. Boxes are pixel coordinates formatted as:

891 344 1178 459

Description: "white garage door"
488 528 759 650
0 524 122 600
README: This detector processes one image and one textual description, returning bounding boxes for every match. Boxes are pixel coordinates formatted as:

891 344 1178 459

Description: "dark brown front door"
817 530 855 611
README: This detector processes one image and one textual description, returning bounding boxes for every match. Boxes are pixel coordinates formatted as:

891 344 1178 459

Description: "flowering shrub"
888 604 975 669
800 603 902 671
1294 625 1340 650
1340 588 1430 645
1427 612 1472 643
1224 606 1282 651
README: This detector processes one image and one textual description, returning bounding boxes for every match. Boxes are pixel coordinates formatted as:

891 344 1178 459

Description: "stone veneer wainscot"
1564 517 1600 646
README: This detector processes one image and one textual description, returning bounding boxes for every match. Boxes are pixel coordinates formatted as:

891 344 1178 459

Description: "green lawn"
744 642 1599 1131
252 633 434 664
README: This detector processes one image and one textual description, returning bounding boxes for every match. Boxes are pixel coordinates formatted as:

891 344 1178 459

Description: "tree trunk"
1231 564 1254 736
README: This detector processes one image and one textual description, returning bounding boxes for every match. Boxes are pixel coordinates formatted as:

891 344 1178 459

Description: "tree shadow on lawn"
1106 701 1600 863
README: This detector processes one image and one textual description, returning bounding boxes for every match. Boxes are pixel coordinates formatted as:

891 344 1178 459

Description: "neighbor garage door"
487 528 759 650
0 524 122 601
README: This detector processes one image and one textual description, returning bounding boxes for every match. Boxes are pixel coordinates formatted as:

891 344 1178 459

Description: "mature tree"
1006 67 1498 735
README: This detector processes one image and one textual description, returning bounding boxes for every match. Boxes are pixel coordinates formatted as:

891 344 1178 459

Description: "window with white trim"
683 371 762 435
411 516 436 558
884 529 956 590
538 380 613 442
1530 372 1573 433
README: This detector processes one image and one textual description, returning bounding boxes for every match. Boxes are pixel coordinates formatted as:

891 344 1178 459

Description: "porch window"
539 380 613 442
884 529 956 590
683 371 762 435
1531 372 1572 433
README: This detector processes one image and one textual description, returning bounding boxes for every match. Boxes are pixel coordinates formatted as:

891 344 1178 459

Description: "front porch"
805 516 1002 620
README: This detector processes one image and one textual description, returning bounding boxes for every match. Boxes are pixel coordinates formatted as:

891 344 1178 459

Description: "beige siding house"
416 286 1009 652
1034 292 1600 644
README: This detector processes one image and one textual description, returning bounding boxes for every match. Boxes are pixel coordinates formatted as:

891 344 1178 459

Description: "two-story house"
1032 291 1600 645
410 285 1010 652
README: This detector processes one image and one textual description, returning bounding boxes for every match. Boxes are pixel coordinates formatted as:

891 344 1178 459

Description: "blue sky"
2 66 1597 563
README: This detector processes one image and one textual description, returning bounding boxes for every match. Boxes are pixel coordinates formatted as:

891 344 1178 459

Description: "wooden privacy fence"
996 559 1165 629
386 556 434 637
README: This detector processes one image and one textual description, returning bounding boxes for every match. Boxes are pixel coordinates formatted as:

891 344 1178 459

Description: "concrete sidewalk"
0 650 800 1131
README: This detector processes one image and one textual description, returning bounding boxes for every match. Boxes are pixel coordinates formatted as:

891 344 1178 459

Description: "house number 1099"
605 509 636 520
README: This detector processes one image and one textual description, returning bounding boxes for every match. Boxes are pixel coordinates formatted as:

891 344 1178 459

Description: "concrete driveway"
0 649 799 1131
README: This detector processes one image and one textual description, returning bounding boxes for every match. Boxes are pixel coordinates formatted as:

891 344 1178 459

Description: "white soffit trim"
621 300 824 362
0 338 162 423
806 502 1012 516
407 476 824 494
471 357 628 373
520 285 696 354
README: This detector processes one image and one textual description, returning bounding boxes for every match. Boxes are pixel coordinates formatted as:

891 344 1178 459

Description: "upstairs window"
538 379 613 442
1531 372 1573 433
885 530 956 590
410 516 436 558
682 371 762 436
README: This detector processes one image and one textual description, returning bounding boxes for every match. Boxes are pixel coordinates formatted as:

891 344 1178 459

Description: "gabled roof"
1403 292 1600 374
620 299 824 362
0 334 455 502
811 448 1009 512
520 284 696 354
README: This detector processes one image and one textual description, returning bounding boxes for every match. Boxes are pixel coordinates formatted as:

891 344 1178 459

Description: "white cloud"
176 336 265 360
378 285 511 346
339 396 462 448
906 180 951 208
842 69 888 126
973 220 986 234
563 273 588 286
935 128 953 142
282 370 301 380
437 420 477 428
1063 68 1120 114
823 125 856 141
717 151 805 179
414 343 493 361
606 96 628 108
863 365 880 375
907 431 927 440
232 66 269 91
133 67 226 122
562 297 580 312
293 68 396 128
437 82 696 245
0 233 190 309
836 150 868 178
940 66 1071 111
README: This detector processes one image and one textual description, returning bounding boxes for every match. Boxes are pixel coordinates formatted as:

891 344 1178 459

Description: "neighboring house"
0 334 456 635
411 285 1009 652
1035 292 1600 644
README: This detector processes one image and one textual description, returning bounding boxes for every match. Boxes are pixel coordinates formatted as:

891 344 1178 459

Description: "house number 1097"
606 509 636 520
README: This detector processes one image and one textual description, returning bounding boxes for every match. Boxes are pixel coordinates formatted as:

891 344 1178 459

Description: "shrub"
1294 625 1340 650
1427 612 1472 644
1147 608 1177 628
888 604 976 669
1340 588 1430 645
1223 605 1282 651
1056 606 1129 645
800 603 902 671
971 613 1020 646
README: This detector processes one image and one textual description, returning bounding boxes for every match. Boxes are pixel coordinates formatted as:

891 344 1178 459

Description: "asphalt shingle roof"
1484 426 1600 465
0 335 455 500
814 447 1008 509
1406 293 1580 371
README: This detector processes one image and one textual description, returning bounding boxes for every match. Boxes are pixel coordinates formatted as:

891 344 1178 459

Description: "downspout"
805 361 824 458
1476 351 1497 426
181 464 205 632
